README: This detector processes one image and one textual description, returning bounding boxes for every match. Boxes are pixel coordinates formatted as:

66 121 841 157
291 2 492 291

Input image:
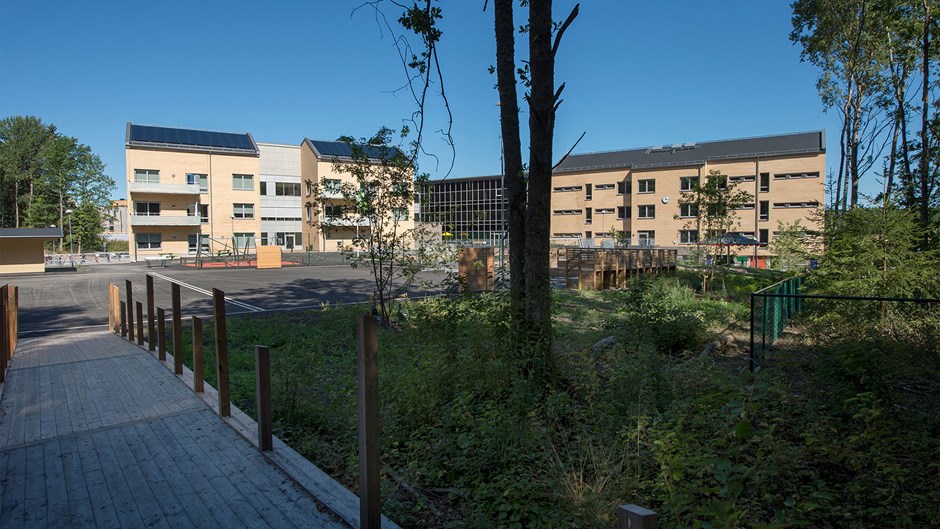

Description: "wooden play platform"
559 247 678 290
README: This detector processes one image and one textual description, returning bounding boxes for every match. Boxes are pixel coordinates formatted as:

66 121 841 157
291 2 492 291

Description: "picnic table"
145 257 167 268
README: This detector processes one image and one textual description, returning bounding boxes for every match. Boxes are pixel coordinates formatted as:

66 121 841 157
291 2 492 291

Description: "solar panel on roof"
130 124 254 150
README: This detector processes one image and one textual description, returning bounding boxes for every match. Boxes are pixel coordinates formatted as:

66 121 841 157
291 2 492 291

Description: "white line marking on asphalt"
149 272 264 312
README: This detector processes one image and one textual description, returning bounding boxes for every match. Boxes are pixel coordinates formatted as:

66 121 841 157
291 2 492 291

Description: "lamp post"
65 209 74 266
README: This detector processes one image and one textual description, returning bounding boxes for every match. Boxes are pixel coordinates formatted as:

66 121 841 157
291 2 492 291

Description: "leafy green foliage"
168 270 936 529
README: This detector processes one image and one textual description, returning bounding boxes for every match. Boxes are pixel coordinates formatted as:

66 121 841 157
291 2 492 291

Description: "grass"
170 273 938 529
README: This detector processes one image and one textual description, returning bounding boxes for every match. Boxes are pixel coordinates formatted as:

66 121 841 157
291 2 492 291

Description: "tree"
0 116 56 228
307 127 445 325
769 220 813 271
791 0 889 210
675 170 753 291
379 0 579 379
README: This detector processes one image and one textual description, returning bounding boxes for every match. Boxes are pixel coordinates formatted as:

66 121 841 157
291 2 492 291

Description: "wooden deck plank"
43 438 72 529
57 436 96 529
0 444 27 529
144 415 248 529
74 428 123 528
23 443 47 528
89 429 147 528
104 426 172 529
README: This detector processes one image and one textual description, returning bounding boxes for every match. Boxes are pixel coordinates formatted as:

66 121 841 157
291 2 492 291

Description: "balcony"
321 216 371 227
129 214 202 227
129 182 201 195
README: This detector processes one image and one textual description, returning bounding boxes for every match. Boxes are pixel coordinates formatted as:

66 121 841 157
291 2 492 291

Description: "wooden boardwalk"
0 332 350 529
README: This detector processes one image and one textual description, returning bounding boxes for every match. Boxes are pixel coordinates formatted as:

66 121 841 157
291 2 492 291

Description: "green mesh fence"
750 275 804 371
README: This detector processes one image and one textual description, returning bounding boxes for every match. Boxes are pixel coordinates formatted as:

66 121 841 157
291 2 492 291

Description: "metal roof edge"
125 141 259 156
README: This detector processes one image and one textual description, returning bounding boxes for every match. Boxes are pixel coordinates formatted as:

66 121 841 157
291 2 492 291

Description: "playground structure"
559 247 678 290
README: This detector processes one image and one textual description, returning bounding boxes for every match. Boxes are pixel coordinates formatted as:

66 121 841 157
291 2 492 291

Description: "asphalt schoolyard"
3 261 445 336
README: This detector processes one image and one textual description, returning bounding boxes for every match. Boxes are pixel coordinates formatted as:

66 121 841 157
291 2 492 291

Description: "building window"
585 183 592 201
136 233 161 250
305 205 313 222
708 174 728 190
679 176 698 192
736 203 755 211
186 204 209 223
187 235 210 254
760 172 770 193
729 175 755 184
759 229 769 244
232 233 255 250
595 183 615 190
584 231 592 239
325 205 343 217
637 230 655 246
553 209 582 215
773 201 819 208
759 201 769 221
595 208 615 214
637 179 655 193
393 207 409 221
774 171 820 179
134 169 159 184
585 207 593 224
186 173 208 192
679 230 699 244
135 202 160 216
617 206 627 219
552 185 582 192
638 204 655 219
679 203 698 217
276 182 302 196
233 203 254 219
617 181 631 194
261 233 269 246
232 174 254 190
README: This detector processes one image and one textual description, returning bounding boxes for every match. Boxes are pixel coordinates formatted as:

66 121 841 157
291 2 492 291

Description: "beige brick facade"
550 132 826 261
125 127 261 261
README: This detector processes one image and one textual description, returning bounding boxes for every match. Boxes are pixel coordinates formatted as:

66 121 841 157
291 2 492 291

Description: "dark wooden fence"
0 284 19 383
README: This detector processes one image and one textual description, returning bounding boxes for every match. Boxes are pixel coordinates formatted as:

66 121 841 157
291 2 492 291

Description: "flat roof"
0 228 63 239
126 123 259 155
554 130 825 173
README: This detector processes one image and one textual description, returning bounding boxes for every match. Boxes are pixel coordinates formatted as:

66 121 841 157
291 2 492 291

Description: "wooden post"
617 504 658 529
9 286 16 357
120 300 127 337
0 285 7 383
108 281 115 333
146 274 156 351
213 288 230 417
172 283 183 375
357 314 381 529
192 316 204 392
125 280 135 342
255 345 273 451
136 302 144 346
157 308 167 362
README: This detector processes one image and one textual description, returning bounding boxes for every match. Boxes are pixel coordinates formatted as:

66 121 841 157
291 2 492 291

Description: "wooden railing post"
120 300 127 337
255 345 272 451
617 504 657 529
108 281 115 333
8 286 15 359
1 285 7 383
125 280 135 342
146 274 156 351
172 283 183 375
213 288 230 417
136 302 144 346
357 314 381 529
157 308 167 361
192 316 204 392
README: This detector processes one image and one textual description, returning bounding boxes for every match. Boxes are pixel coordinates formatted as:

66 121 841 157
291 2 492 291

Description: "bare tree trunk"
919 0 931 248
14 180 20 228
523 0 555 370
494 0 526 331
850 91 862 208
836 99 849 212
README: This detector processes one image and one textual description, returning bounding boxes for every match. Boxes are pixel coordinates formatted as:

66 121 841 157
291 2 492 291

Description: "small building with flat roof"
0 228 63 274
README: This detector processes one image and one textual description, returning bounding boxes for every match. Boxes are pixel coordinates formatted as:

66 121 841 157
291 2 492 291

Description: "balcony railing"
129 214 202 227
129 182 201 195
321 216 372 227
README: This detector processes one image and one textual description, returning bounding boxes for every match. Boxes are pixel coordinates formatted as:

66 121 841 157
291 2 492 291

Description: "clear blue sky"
1 0 859 200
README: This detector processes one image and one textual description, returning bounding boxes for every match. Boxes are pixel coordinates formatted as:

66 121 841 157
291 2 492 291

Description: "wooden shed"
0 228 63 274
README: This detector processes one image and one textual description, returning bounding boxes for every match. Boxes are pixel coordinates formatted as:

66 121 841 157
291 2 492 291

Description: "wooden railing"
0 284 19 383
563 247 678 290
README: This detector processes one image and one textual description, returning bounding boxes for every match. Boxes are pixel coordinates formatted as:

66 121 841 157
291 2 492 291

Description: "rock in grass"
593 335 619 352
